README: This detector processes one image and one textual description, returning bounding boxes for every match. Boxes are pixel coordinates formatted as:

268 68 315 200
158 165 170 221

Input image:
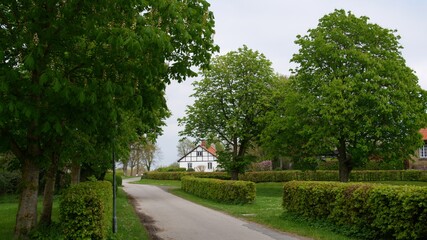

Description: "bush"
143 171 230 180
283 181 427 239
60 181 112 240
155 167 186 172
238 170 427 183
0 170 20 194
238 170 339 182
181 176 255 204
104 173 122 187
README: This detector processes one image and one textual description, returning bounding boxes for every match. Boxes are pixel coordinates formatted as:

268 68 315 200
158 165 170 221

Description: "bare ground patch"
127 194 164 240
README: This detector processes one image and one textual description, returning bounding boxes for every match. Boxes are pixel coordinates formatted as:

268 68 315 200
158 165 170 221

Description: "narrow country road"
122 178 309 240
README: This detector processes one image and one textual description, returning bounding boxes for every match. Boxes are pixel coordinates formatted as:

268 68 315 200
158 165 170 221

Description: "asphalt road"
123 179 308 240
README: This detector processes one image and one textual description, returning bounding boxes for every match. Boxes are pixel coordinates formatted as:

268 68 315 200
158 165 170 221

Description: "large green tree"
0 0 217 238
265 9 427 182
179 46 278 179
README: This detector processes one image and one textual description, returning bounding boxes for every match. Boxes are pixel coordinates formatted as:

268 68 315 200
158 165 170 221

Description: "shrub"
0 170 21 194
238 170 427 183
317 160 339 170
104 173 122 187
283 181 427 239
181 176 255 204
238 170 339 182
143 171 230 180
247 160 272 171
155 167 186 172
60 181 112 240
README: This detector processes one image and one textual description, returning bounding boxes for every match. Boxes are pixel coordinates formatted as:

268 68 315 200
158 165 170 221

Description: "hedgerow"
181 176 255 204
60 181 112 240
283 181 427 239
239 170 427 183
143 171 230 180
143 170 427 183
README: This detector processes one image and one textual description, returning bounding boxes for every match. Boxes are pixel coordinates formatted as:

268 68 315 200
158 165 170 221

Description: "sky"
155 0 427 167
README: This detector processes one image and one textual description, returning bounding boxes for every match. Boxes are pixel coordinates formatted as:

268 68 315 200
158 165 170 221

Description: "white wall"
178 146 218 172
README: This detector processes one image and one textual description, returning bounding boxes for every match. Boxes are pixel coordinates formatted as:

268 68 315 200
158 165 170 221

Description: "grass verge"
0 187 149 240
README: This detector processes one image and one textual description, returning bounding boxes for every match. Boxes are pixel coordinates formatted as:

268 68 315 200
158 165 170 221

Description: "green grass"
0 195 20 239
0 187 149 240
111 188 150 240
135 179 181 188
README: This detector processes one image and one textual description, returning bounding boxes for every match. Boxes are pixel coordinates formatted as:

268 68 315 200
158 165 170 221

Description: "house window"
420 144 427 158
188 163 193 169
208 162 212 170
196 151 203 157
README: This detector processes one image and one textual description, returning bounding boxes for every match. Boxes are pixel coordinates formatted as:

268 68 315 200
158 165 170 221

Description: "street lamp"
112 141 117 233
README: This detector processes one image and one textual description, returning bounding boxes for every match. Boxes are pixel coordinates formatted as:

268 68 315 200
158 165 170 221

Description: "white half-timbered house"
177 141 218 172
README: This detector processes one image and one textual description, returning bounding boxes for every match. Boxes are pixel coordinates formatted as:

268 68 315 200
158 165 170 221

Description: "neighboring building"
177 140 218 172
412 128 427 169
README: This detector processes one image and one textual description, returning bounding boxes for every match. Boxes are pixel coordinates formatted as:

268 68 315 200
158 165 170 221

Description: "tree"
266 9 427 182
177 138 196 157
179 46 278 179
129 140 160 173
0 0 217 237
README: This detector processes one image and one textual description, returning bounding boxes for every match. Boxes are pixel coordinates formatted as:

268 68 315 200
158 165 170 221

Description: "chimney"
201 140 207 147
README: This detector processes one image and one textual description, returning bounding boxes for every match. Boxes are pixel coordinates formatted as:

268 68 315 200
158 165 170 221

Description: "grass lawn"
0 188 149 240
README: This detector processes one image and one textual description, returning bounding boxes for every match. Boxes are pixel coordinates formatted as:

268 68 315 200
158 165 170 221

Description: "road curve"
123 179 308 240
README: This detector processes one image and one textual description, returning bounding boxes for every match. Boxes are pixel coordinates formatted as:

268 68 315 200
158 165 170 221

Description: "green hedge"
283 181 427 239
181 176 255 204
60 181 113 240
143 171 230 180
104 173 122 187
238 170 427 183
144 170 427 183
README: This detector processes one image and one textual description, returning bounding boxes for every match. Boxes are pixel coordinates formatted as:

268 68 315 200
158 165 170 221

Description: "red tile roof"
420 128 427 140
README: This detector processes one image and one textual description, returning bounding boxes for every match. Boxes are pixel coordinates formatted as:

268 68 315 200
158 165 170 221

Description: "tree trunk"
338 138 351 182
71 160 80 184
230 170 239 180
123 161 128 176
14 159 39 239
40 152 59 226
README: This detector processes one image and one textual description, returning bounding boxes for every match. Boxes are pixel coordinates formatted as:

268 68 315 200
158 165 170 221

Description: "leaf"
24 53 35 70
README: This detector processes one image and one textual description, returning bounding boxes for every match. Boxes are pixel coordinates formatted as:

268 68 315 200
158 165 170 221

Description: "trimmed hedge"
181 176 255 204
239 170 427 183
104 173 122 187
283 181 427 239
143 171 230 180
144 170 427 183
60 181 113 240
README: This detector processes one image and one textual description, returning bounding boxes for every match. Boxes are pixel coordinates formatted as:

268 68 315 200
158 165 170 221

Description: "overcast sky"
155 0 427 167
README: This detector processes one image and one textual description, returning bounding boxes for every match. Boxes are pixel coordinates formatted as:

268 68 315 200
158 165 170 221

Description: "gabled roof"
177 143 217 162
420 128 427 140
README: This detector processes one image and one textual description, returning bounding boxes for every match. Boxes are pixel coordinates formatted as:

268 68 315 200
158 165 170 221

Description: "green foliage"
318 159 405 170
181 176 255 204
283 181 427 239
104 172 123 188
143 171 230 180
179 46 279 177
263 9 427 182
238 170 427 183
60 181 112 240
1 0 217 236
0 171 20 194
155 166 187 172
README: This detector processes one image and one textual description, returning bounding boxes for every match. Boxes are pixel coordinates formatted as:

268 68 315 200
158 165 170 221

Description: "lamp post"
112 141 117 233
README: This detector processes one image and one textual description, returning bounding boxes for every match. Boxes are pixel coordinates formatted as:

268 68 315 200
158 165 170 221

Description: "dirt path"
123 179 309 240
